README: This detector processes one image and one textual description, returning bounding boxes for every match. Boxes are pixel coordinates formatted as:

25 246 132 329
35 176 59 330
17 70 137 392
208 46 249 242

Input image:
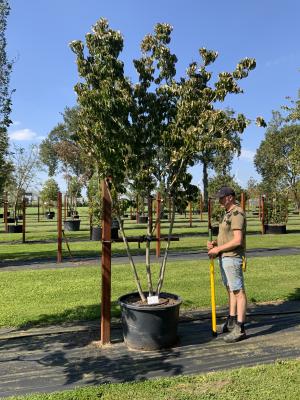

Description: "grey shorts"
219 256 245 291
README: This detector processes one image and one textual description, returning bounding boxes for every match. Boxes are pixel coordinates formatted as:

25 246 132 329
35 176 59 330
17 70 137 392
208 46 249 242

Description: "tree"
40 178 60 211
70 18 265 302
7 145 41 223
39 107 93 189
0 0 13 194
254 124 300 209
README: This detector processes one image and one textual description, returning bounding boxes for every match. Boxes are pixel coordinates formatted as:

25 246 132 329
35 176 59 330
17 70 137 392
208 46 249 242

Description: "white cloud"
239 149 255 161
9 128 44 141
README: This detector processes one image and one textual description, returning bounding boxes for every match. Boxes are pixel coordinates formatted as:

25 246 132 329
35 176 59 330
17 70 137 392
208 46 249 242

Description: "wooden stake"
37 196 40 222
4 192 8 233
261 195 265 235
241 192 246 212
57 192 62 263
22 197 26 243
101 178 112 345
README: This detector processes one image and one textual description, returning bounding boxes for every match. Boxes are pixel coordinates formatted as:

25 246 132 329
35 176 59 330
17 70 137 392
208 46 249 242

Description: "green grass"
0 255 299 328
5 360 300 400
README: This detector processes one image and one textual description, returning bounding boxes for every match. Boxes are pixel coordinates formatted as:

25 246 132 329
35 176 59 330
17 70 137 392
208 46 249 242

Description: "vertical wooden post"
156 192 161 258
208 197 212 231
136 195 139 223
199 193 203 221
189 201 192 227
37 196 40 222
101 178 112 345
57 192 62 263
64 194 67 221
261 195 265 235
148 196 153 233
22 197 26 243
241 192 246 212
4 192 8 233
89 213 93 240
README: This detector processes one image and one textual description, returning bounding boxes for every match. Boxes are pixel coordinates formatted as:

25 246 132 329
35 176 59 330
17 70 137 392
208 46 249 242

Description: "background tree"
40 178 60 212
0 0 13 194
254 124 300 210
39 106 93 193
7 145 41 222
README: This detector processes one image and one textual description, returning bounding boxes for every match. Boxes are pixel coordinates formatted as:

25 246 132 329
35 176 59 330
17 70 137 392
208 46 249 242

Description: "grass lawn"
0 255 299 328
5 360 300 400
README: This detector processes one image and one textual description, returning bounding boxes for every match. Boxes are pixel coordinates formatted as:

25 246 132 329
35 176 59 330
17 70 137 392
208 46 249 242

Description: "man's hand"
207 240 217 250
208 246 220 258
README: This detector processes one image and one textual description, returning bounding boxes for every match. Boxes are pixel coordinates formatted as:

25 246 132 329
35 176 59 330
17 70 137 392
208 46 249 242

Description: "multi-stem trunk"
145 196 154 296
156 197 176 295
105 180 146 302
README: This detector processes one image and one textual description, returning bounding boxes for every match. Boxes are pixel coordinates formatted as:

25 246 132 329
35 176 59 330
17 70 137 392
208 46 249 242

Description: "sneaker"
223 324 246 343
216 316 236 334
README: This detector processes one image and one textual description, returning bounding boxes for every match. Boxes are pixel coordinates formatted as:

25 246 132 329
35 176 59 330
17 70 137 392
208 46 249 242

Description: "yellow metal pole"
209 228 217 336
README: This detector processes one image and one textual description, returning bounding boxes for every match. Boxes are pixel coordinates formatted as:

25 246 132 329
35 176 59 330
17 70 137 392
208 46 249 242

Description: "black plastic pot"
210 226 219 236
6 217 15 223
7 225 23 233
64 219 80 231
138 216 148 224
17 215 23 221
118 292 182 351
0 214 3 218
264 224 287 234
91 226 102 241
73 215 80 219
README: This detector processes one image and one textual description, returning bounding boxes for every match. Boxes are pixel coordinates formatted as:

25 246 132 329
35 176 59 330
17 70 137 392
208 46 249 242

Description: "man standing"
207 186 247 343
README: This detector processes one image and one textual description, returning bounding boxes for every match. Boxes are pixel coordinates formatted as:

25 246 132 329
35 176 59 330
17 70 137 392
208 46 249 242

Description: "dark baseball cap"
216 186 235 198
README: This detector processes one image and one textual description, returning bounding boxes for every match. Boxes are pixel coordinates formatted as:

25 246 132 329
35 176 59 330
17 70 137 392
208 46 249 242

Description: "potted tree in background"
70 18 265 350
263 192 289 234
40 178 59 220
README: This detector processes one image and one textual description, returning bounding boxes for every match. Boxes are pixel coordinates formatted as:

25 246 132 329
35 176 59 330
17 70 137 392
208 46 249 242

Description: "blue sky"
6 0 300 192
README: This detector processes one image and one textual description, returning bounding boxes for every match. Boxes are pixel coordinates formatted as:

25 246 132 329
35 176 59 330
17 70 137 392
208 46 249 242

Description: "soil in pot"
64 219 80 231
119 292 182 351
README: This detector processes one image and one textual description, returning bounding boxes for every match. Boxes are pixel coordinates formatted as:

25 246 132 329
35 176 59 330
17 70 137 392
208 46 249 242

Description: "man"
207 186 247 343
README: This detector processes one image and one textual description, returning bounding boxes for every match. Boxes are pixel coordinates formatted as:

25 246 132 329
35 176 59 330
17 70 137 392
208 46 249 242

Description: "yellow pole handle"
210 257 217 336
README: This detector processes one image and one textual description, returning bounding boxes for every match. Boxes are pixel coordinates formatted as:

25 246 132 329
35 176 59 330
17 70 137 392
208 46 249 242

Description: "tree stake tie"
209 228 217 337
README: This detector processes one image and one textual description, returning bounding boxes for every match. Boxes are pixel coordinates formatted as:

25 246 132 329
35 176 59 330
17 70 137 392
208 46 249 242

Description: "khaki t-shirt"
217 205 246 258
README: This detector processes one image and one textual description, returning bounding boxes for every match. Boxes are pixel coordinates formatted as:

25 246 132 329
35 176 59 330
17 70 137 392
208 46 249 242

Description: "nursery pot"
210 225 219 236
91 226 102 241
45 211 55 219
64 219 80 231
118 292 182 351
138 215 148 224
7 225 23 233
264 224 287 234
6 217 15 223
